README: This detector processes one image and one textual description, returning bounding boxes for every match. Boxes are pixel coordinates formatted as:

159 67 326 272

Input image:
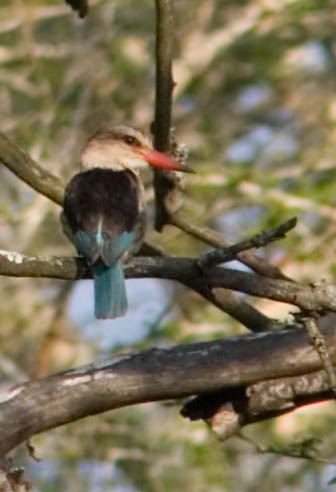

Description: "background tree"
1 0 336 491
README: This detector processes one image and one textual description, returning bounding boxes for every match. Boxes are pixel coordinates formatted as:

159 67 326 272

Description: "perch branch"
0 249 275 331
1 250 336 313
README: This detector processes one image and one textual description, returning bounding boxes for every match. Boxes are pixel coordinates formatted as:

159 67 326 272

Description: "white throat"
80 140 149 173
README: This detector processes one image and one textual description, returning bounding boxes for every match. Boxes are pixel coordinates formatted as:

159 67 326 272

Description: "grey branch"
1 250 336 314
0 312 336 457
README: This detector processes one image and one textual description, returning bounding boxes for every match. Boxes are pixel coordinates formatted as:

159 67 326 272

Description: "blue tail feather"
93 261 127 319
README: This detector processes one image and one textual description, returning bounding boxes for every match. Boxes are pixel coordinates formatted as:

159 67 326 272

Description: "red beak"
138 148 194 173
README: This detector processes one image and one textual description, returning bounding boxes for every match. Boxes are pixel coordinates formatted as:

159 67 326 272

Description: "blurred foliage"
1 0 336 490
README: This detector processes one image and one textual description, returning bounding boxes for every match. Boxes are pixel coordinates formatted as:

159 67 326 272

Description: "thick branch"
0 314 336 457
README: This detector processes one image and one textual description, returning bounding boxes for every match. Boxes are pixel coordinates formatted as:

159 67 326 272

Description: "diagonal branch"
0 132 64 206
170 211 292 281
199 217 297 270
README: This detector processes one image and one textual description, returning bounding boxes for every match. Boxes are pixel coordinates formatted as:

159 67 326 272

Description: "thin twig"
304 317 336 396
170 211 292 281
238 433 334 465
199 217 297 270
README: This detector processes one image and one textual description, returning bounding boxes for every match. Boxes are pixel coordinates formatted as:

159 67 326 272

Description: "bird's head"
80 125 193 173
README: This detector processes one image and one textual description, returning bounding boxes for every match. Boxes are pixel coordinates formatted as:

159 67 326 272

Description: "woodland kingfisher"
61 125 192 320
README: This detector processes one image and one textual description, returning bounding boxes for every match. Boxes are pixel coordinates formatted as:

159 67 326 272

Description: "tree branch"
170 211 292 281
303 316 336 395
0 249 274 331
152 0 176 231
1 250 336 313
0 132 64 206
186 285 280 332
199 217 297 270
182 367 334 439
0 313 336 457
208 269 336 313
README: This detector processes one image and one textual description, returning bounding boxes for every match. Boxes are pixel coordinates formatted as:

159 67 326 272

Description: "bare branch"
153 0 174 153
0 314 336 457
152 0 177 231
139 234 286 332
304 317 336 395
170 211 292 281
208 268 336 313
199 217 297 270
0 132 64 206
0 249 274 330
184 283 279 333
1 250 336 314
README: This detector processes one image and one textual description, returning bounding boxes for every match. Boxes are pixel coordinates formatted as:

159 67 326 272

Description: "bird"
61 124 193 320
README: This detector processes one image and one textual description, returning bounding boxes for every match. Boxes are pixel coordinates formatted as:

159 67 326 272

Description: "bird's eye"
124 135 138 146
